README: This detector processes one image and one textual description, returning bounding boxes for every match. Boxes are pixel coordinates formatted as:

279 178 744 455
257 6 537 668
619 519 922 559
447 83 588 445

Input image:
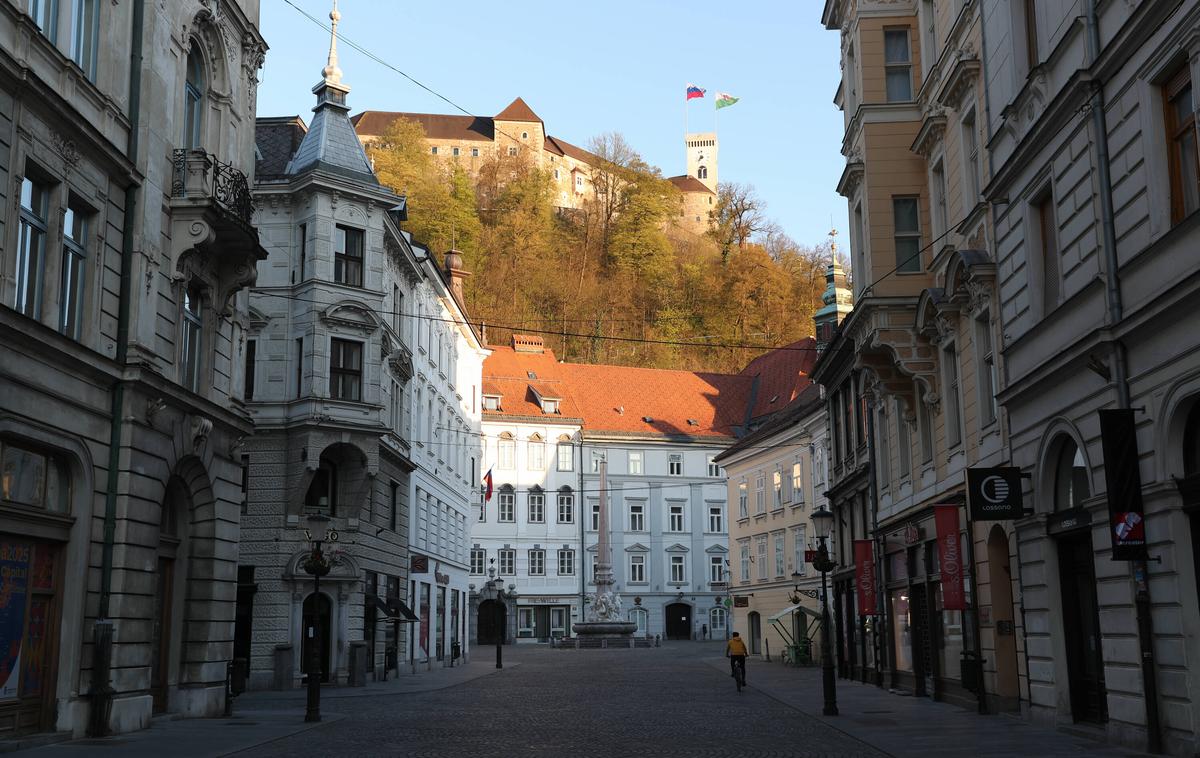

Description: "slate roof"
255 116 308 180
287 95 378 184
667 175 716 194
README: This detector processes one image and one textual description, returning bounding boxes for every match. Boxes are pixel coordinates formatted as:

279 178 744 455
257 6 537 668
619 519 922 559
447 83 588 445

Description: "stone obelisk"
572 456 635 639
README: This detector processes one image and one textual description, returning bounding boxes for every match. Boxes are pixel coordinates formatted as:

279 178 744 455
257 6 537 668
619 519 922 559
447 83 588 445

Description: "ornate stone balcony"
169 148 267 314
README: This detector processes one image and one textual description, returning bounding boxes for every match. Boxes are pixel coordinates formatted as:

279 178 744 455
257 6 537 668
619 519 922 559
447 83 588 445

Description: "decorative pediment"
625 543 650 553
912 109 948 159
944 249 997 315
705 544 729 554
936 54 981 111
665 543 689 553
246 305 270 331
320 300 382 335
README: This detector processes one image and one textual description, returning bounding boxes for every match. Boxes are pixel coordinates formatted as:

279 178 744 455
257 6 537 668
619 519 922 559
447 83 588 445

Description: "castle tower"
685 132 718 193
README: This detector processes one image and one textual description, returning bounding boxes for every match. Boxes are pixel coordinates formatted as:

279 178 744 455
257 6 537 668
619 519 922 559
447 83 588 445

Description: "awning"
767 603 810 623
371 595 420 623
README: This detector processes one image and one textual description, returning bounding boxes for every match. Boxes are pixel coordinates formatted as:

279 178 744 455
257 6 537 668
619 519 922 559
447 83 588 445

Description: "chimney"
512 334 545 353
443 249 470 307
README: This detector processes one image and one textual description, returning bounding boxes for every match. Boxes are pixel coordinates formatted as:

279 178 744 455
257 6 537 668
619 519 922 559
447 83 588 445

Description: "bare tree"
710 182 766 263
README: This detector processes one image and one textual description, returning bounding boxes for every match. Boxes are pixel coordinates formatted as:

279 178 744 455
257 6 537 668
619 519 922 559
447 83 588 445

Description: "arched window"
184 42 205 149
629 607 649 636
697 165 708 179
497 432 515 470
1184 402 1200 477
1052 437 1090 510
710 607 728 635
527 433 545 470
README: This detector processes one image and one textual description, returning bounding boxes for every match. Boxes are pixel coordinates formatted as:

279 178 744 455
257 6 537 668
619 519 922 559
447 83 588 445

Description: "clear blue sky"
255 0 849 248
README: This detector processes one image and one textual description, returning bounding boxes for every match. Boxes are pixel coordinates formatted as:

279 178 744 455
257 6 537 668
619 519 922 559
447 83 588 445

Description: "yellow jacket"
726 637 748 656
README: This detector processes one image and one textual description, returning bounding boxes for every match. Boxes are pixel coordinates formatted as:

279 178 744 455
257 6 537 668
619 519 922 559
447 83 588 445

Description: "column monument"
572 458 636 641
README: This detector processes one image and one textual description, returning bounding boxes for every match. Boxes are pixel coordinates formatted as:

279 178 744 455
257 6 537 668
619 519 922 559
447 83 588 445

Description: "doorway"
666 602 692 640
302 593 332 683
150 557 174 713
909 584 934 697
534 607 551 640
477 599 505 645
747 611 761 654
1057 532 1107 723
0 538 62 738
987 526 1020 706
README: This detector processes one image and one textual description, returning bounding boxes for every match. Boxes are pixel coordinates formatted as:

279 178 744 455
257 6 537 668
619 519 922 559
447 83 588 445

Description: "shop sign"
0 540 32 701
1100 409 1149 561
853 540 876 615
411 555 429 573
966 467 1024 520
434 562 450 586
1046 508 1091 536
733 596 749 608
934 505 966 611
804 549 817 563
904 522 923 545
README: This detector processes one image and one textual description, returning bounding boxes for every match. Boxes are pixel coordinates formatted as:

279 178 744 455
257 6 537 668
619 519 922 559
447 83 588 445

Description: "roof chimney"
443 249 470 308
512 334 545 353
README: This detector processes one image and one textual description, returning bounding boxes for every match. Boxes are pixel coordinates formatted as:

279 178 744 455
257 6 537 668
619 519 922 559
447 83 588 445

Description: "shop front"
515 596 573 642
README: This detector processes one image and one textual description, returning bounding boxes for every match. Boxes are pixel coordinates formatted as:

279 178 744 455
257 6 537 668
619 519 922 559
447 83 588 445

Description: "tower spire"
321 0 343 87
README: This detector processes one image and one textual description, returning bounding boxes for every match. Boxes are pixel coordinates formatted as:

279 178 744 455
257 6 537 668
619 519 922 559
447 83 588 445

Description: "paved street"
13 642 1153 758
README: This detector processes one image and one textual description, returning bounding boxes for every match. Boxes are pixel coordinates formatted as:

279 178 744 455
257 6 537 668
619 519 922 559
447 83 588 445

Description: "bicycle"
730 656 746 692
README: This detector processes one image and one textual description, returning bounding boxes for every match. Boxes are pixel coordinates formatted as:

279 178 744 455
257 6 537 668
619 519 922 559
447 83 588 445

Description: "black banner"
1099 409 1148 561
966 467 1024 521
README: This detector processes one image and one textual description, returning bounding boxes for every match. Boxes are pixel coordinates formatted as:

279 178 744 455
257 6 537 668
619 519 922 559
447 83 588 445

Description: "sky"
255 0 849 248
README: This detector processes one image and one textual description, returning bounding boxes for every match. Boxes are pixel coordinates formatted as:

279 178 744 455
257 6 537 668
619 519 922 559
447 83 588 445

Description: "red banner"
854 540 876 616
934 505 966 611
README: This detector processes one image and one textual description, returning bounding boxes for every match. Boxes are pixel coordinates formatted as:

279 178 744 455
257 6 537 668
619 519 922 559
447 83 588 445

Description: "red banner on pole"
934 504 966 611
854 540 876 616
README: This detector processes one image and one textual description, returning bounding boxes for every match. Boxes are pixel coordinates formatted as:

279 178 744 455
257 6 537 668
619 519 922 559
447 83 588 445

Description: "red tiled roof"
667 175 715 194
494 97 542 123
481 346 582 421
350 111 494 142
737 337 818 421
544 135 599 165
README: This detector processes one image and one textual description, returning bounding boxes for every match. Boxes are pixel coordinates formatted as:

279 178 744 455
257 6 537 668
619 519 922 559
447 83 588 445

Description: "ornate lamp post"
302 512 332 723
487 559 503 669
810 506 838 717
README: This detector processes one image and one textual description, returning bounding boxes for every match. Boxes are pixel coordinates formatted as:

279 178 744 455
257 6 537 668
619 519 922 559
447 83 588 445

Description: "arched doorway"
302 593 332 683
477 599 505 645
987 525 1020 706
747 611 762 655
152 476 190 713
665 602 692 640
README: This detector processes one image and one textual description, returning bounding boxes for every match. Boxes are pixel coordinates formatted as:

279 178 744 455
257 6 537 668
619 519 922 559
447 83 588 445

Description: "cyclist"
726 632 748 685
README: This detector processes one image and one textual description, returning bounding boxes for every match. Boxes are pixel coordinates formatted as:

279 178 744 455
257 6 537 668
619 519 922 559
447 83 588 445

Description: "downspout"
1083 2 1159 753
90 0 144 737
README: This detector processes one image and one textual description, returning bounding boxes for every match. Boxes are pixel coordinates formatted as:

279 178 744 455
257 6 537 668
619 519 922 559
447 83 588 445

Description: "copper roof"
667 175 715 194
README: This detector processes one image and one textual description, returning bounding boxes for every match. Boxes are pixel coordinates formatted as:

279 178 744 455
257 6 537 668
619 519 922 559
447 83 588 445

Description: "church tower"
685 132 718 193
813 229 854 353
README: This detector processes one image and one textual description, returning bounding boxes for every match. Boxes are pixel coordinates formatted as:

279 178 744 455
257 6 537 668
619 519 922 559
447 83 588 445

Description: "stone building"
0 0 265 739
981 1 1200 753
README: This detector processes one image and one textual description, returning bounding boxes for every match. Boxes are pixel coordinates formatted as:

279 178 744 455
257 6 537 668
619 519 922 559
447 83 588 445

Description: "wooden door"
1058 533 1107 723
150 558 174 713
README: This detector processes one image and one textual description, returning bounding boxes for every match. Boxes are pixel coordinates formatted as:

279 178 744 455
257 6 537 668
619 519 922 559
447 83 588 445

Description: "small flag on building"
715 92 740 110
686 83 706 100
482 468 494 504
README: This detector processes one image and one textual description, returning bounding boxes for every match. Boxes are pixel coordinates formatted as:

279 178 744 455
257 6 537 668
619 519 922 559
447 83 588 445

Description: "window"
304 455 338 515
755 473 765 514
16 177 49 318
540 399 559 414
471 147 480 157
31 0 58 42
183 42 205 148
591 555 599 583
669 503 684 532
772 470 783 508
897 399 912 479
976 312 998 427
1034 189 1059 311
329 338 362 401
708 456 720 477
920 0 937 77
452 147 460 156
498 434 515 469
557 439 574 471
482 395 501 411
698 165 708 179
244 339 257 400
0 439 68 512
738 479 748 518
591 451 603 473
508 146 518 157
1023 0 1039 70
931 160 948 238
528 490 544 523
590 501 600 531
334 225 364 287
893 197 922 272
554 168 561 180
528 549 545 576
791 462 803 502
498 487 515 522
575 175 583 190
628 450 643 475
943 342 963 448
710 556 724 583
1052 439 1090 511
70 0 99 80
57 199 89 338
756 535 768 580
1165 65 1199 224
298 223 308 280
629 554 646 583
918 388 934 464
470 549 485 575
739 541 750 582
557 488 574 523
181 285 204 392
710 607 728 632
431 146 438 155
558 549 575 576
963 107 981 205
629 502 645 531
528 437 545 470
670 555 686 583
708 505 723 533
774 533 786 577
793 526 807 576
884 28 913 102
669 454 683 476
498 549 515 575
877 406 891 488
392 284 403 332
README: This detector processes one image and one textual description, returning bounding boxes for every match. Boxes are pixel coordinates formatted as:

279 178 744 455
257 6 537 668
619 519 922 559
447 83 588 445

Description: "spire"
321 0 343 87
813 227 853 353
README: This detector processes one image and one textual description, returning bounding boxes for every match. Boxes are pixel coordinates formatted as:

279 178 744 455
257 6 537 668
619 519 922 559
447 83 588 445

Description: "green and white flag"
715 92 740 109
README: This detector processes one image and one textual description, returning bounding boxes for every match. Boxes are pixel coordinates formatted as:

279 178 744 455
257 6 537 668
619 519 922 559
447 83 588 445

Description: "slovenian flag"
686 83 706 100
716 92 740 110
482 468 494 504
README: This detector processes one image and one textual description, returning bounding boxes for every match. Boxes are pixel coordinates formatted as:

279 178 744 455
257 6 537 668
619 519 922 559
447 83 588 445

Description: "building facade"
0 0 266 738
982 0 1200 753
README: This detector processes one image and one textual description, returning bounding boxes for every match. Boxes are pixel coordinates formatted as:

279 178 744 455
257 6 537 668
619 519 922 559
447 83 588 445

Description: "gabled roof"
494 97 543 123
544 135 599 165
255 116 307 180
737 337 818 422
351 111 494 142
481 345 582 421
667 175 716 194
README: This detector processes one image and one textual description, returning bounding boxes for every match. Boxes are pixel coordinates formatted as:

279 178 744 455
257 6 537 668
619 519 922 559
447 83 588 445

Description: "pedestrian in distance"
702 623 708 640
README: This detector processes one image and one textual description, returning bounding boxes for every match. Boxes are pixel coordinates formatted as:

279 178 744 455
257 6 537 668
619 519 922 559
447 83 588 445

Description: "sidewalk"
7 658 511 758
706 657 1151 758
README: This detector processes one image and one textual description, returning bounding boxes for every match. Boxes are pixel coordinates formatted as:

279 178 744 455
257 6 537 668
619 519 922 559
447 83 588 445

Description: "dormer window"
482 395 501 412
541 399 559 415
527 371 537 380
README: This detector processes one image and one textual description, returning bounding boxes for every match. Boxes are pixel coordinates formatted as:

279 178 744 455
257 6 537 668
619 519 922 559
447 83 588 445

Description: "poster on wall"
0 539 33 701
419 583 430 658
933 505 966 611
1099 409 1149 561
853 540 876 616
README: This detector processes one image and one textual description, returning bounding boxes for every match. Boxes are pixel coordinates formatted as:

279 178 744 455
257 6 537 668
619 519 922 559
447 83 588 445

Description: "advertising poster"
0 539 33 701
854 540 876 615
934 505 966 611
419 583 430 658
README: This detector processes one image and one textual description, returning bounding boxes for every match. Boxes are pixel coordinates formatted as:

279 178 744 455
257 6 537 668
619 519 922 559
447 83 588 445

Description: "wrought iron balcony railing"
171 149 254 224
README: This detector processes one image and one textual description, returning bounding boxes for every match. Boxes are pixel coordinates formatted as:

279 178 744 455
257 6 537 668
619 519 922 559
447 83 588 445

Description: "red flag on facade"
934 504 966 611
482 468 494 504
854 540 876 616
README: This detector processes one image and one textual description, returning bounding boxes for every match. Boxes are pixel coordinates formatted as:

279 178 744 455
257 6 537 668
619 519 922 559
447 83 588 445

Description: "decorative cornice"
911 110 948 158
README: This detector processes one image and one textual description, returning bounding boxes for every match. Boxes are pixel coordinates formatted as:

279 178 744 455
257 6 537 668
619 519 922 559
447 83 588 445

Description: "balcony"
169 149 267 314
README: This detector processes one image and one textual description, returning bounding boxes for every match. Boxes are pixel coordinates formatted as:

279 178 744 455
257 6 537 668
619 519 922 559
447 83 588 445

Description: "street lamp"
301 512 332 723
487 559 503 669
810 506 838 717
